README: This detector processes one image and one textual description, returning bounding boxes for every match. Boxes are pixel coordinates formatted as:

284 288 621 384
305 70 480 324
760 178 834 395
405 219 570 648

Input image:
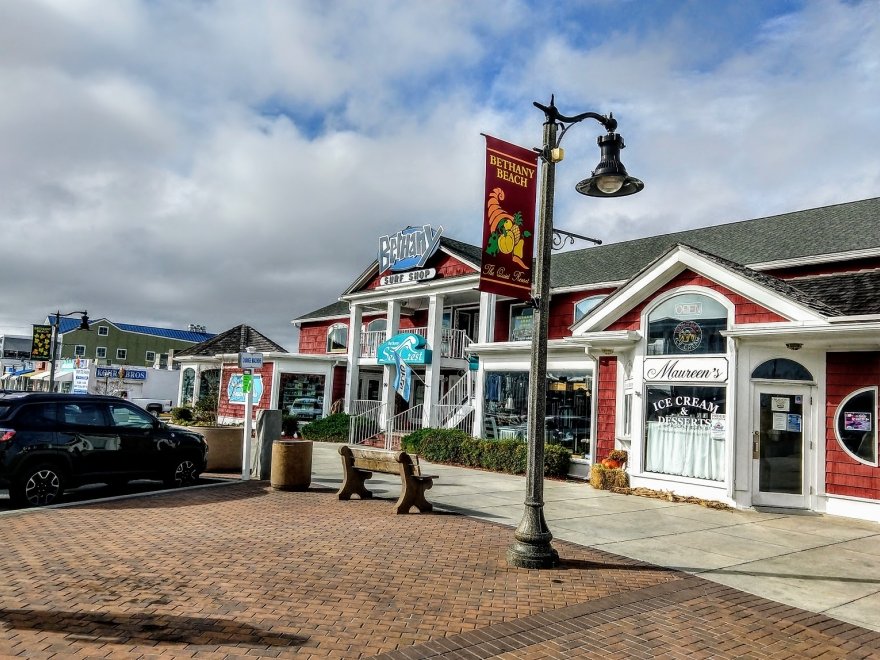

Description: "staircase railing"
348 400 384 445
384 404 423 450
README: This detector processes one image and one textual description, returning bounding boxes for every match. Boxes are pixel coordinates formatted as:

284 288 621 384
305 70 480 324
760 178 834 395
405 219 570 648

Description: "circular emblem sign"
673 320 703 352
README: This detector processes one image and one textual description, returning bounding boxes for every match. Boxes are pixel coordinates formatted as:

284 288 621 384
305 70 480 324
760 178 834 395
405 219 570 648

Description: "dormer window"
327 324 348 353
574 295 606 323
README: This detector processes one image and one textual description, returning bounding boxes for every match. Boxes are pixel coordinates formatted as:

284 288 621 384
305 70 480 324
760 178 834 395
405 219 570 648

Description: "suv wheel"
164 457 200 488
11 464 66 508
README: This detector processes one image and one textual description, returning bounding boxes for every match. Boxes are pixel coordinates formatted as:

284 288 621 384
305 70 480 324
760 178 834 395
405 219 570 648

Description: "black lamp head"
79 313 90 331
576 132 644 198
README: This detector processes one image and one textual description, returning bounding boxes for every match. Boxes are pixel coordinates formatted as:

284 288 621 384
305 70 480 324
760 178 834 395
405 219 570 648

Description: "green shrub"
300 413 350 442
193 394 218 425
170 406 194 424
400 428 570 478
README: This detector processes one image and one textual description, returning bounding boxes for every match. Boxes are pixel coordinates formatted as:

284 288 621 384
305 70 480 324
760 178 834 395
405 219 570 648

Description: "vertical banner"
479 135 539 300
31 325 52 360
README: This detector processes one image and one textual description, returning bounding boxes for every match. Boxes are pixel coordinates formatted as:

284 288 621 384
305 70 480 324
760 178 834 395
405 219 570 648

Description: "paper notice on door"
710 413 726 440
771 396 790 412
773 412 788 431
787 414 802 433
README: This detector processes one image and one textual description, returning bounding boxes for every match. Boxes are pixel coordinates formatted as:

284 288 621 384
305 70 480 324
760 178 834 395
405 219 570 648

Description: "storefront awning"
22 370 49 379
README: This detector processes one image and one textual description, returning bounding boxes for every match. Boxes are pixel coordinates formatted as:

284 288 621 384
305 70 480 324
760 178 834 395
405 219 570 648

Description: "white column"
472 292 496 436
343 303 363 413
380 300 401 425
422 294 446 428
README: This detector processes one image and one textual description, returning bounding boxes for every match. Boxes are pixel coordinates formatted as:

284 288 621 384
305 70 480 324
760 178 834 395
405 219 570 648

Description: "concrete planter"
270 440 313 491
197 426 244 472
567 457 591 481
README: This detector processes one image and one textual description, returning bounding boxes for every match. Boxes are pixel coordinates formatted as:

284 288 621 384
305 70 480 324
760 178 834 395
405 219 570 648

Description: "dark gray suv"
0 392 208 507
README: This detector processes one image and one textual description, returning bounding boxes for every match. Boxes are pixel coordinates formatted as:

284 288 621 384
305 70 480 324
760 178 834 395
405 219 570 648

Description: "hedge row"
300 412 351 442
401 428 570 478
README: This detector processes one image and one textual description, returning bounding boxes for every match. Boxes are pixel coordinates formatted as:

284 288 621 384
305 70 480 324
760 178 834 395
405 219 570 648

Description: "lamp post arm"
534 96 617 131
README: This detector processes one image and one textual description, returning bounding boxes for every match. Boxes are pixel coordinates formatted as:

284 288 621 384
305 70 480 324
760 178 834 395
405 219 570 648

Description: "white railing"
349 400 384 445
359 330 387 358
435 373 473 430
358 327 472 360
385 404 423 449
434 404 474 432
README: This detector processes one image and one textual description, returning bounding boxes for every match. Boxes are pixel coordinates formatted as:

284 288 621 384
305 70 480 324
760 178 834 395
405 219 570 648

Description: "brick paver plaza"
1 482 878 659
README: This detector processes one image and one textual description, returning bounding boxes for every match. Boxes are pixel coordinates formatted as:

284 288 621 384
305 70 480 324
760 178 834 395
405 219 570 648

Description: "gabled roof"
341 235 481 297
293 236 482 321
55 317 215 343
573 243 840 335
552 197 880 288
173 324 288 358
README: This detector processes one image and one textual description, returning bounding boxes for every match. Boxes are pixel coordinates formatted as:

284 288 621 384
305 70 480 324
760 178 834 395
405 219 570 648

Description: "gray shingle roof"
676 244 844 317
174 324 287 358
551 197 880 288
788 270 880 316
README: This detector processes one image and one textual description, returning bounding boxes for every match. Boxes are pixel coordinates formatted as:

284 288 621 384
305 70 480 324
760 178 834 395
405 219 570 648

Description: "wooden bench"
337 445 437 514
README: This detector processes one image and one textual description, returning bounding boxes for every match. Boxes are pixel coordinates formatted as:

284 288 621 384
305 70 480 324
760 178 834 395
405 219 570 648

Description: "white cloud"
0 0 877 349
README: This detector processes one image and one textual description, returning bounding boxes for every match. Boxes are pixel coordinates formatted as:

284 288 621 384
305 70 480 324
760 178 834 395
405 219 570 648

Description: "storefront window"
644 385 726 481
279 373 326 419
835 387 877 465
181 368 195 405
483 370 592 454
647 293 728 356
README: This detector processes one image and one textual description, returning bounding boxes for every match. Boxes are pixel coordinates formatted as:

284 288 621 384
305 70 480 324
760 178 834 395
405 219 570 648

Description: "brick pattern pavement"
0 482 877 659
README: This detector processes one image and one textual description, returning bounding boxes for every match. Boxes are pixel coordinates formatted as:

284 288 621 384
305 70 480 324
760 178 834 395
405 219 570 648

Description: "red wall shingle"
825 352 880 500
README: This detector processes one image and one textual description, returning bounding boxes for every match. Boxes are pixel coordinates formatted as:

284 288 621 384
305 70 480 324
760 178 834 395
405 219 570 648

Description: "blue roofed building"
50 317 215 368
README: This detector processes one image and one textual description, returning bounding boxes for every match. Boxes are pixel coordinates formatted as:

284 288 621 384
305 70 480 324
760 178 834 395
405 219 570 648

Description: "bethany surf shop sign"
644 357 728 383
378 225 443 287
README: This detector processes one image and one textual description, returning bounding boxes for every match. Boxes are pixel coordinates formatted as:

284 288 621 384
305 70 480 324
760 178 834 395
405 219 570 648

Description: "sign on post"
239 352 263 370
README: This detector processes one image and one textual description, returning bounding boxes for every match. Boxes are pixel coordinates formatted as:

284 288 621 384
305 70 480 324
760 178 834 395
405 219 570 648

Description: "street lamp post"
47 310 90 393
507 97 643 569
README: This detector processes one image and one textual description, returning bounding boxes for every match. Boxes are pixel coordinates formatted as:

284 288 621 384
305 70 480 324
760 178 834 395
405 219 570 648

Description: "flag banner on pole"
478 134 539 301
393 350 413 402
31 325 52 360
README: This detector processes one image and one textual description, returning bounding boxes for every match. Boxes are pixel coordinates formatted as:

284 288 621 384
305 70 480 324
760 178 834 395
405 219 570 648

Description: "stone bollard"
270 439 313 491
253 409 282 480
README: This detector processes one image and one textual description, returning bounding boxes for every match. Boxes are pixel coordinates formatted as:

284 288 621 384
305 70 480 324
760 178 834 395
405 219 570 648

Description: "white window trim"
574 295 607 324
96 347 107 358
509 304 534 342
97 326 109 336
327 323 348 353
145 351 156 363
834 386 879 467
116 348 127 360
74 345 86 357
642 286 734 358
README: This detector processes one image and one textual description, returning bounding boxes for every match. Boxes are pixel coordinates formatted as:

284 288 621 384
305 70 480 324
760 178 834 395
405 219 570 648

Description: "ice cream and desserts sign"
378 225 442 287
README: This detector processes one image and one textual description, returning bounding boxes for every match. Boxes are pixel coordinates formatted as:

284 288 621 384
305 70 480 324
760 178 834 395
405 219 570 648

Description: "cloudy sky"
1 0 878 350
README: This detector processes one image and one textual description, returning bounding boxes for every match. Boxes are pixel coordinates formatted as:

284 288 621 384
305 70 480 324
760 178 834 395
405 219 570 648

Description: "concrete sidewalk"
312 441 880 633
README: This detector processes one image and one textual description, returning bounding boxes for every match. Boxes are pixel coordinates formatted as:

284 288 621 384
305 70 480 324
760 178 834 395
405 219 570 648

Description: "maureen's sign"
644 357 728 383
378 225 443 274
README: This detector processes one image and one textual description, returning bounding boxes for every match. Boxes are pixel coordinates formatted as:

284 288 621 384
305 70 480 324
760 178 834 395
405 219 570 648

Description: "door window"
758 393 804 494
